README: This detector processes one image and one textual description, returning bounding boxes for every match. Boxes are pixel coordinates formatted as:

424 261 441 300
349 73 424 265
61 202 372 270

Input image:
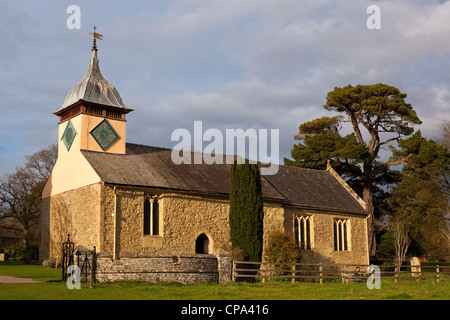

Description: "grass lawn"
0 261 449 300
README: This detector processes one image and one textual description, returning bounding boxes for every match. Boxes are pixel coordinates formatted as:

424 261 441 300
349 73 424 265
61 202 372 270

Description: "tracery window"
294 215 312 250
334 218 349 251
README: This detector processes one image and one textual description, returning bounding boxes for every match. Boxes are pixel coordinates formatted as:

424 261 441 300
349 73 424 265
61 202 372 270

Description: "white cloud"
122 0 450 165
1 0 449 176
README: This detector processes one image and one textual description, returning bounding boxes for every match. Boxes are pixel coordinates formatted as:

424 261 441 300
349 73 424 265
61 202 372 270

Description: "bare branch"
391 217 411 265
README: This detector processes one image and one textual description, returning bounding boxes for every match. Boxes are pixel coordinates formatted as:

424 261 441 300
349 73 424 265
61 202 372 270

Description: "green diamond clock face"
62 120 77 151
90 119 119 151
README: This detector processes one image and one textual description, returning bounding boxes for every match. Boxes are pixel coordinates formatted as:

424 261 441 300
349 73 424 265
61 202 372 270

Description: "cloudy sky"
0 0 449 176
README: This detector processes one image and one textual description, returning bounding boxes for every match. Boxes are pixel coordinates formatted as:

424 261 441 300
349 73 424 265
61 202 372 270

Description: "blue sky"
0 0 449 176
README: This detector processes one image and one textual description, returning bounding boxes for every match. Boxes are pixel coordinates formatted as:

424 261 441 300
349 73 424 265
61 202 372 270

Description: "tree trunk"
363 179 377 258
392 217 411 266
23 223 30 249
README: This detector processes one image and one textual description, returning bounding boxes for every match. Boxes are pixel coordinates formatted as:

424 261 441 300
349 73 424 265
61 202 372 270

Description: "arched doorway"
195 233 210 254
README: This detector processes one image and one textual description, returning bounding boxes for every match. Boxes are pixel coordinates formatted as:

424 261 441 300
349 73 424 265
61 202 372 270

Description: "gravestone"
411 257 421 277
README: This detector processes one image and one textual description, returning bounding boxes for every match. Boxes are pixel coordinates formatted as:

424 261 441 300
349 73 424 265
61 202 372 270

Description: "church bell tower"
41 29 135 259
43 29 133 196
54 29 133 157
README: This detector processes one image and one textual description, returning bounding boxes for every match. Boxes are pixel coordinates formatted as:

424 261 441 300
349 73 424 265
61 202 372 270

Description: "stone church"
39 41 370 274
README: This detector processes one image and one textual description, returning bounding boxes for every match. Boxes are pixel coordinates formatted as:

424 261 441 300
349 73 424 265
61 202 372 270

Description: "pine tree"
285 84 422 257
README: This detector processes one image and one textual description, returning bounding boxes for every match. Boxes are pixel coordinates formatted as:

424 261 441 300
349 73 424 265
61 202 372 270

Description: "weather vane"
90 26 103 50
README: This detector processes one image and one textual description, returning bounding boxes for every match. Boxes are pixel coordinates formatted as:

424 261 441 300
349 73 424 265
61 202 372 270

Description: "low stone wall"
95 251 232 284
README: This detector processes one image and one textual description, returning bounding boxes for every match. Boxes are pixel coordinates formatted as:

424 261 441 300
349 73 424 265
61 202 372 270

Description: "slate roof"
263 165 366 214
81 143 367 215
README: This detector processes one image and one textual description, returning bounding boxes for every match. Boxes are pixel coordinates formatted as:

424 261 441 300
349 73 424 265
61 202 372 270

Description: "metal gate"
75 245 96 284
62 234 97 285
62 234 74 281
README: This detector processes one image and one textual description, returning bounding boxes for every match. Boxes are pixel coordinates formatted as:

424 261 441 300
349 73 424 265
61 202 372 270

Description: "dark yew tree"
229 160 264 262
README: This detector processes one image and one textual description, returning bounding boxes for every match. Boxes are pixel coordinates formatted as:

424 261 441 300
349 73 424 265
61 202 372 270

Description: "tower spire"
57 26 132 113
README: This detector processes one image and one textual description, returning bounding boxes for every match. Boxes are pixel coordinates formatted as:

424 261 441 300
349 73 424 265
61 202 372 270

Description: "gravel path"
0 275 42 283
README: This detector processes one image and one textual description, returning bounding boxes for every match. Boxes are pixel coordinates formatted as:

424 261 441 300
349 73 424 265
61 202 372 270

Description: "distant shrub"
3 244 39 262
230 247 246 261
221 243 246 261
265 231 300 264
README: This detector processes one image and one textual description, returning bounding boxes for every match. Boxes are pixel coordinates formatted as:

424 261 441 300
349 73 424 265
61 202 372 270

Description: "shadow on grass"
384 293 413 299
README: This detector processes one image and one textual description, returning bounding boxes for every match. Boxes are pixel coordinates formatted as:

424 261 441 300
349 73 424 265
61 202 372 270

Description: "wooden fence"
232 261 449 283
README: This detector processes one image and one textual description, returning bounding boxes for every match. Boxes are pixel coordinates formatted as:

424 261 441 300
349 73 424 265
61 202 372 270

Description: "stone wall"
283 207 369 265
261 201 285 260
41 183 287 261
40 183 101 260
101 186 289 260
94 251 232 284
41 183 369 271
156 192 231 254
100 186 234 256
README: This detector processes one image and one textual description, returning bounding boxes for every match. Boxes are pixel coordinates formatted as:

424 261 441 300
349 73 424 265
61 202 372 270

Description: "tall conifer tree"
229 160 264 261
